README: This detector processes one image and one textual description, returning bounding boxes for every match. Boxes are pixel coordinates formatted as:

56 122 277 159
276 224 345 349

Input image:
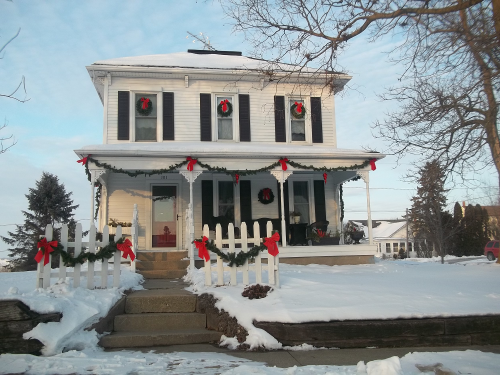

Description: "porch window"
293 181 310 223
290 99 305 142
135 93 157 141
218 181 235 222
217 96 233 140
386 243 391 253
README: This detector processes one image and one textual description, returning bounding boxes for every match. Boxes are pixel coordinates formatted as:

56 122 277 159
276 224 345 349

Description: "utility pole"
406 208 409 258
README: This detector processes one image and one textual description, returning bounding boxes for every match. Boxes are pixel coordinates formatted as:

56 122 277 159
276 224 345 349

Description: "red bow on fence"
323 173 327 184
186 156 198 171
262 188 271 200
77 155 89 165
117 238 135 261
264 232 280 257
279 158 288 171
35 238 58 266
294 102 303 113
194 236 210 262
221 99 229 112
235 174 239 184
140 97 150 110
369 159 377 171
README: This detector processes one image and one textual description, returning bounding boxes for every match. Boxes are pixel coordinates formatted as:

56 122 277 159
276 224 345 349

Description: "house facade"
75 50 384 267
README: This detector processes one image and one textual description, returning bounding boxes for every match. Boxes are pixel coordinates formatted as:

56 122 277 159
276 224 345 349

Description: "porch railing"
202 221 280 288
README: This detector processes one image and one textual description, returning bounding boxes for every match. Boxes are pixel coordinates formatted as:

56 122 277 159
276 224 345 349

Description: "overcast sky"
0 0 496 258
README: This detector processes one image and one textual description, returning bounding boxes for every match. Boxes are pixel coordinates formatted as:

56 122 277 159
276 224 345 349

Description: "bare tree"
224 1 500 185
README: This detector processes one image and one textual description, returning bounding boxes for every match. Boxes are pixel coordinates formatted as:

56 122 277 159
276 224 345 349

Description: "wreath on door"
258 188 275 205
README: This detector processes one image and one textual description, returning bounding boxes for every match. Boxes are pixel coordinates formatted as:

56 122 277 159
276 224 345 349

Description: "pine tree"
451 202 464 256
1 172 78 271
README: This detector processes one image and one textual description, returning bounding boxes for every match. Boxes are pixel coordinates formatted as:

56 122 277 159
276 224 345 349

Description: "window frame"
287 174 316 224
213 93 239 142
130 90 162 142
286 96 312 144
213 175 241 228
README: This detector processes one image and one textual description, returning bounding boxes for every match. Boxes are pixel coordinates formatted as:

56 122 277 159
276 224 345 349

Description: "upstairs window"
217 96 233 140
135 93 157 141
290 99 306 142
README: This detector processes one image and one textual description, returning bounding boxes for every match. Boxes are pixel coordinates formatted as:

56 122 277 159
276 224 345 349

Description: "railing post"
203 224 212 286
113 225 122 287
87 225 97 289
36 224 53 289
241 222 249 285
59 224 68 282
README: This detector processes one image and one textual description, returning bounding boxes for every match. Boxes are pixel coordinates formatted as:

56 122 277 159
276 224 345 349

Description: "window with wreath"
217 96 233 140
290 99 306 141
135 93 157 141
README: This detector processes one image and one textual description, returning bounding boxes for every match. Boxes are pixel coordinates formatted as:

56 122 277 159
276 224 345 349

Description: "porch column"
180 170 203 271
270 169 293 247
357 170 373 245
89 169 105 226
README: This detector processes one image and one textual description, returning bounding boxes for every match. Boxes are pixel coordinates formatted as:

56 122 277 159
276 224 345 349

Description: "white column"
270 170 293 247
357 170 373 245
180 170 203 270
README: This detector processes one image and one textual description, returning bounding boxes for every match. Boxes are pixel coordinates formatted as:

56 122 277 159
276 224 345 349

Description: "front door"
152 185 177 248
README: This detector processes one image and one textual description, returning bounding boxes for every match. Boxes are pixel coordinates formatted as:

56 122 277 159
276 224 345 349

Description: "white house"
353 220 415 257
75 50 385 274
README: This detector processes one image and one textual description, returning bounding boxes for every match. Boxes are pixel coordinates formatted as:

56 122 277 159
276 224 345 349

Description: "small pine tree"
1 172 78 271
451 202 464 256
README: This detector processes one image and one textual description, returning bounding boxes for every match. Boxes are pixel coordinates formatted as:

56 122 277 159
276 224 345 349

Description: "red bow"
35 238 58 266
220 99 229 112
323 173 327 184
279 158 288 171
262 188 271 200
264 232 280 257
369 159 377 171
317 230 326 238
117 238 135 261
194 236 210 262
77 155 89 165
235 174 239 184
186 156 197 171
294 102 303 114
140 97 150 110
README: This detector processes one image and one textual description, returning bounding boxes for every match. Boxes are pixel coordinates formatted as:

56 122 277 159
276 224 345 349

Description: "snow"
371 221 406 239
0 258 9 271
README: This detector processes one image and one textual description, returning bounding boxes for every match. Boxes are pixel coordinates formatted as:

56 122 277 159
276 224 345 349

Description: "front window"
293 181 310 223
393 243 399 252
290 99 305 142
386 243 391 253
135 93 157 141
217 96 233 140
218 181 234 222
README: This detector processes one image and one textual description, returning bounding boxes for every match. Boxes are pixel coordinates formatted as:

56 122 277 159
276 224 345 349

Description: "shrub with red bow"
291 101 306 119
217 99 233 117
136 97 153 116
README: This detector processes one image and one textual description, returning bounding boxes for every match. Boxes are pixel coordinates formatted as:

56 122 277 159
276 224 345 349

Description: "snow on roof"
372 221 406 239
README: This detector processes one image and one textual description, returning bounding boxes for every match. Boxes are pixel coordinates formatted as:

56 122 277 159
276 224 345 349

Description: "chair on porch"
306 221 330 239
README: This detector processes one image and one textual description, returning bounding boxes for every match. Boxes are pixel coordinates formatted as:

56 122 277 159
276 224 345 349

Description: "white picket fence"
202 221 280 288
36 223 136 290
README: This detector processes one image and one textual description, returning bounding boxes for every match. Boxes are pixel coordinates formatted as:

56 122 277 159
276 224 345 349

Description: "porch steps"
136 251 189 279
99 284 222 349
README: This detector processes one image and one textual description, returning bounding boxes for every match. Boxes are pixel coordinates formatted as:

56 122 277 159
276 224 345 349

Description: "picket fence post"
203 224 211 286
59 224 68 281
100 225 110 288
73 223 83 288
113 225 122 288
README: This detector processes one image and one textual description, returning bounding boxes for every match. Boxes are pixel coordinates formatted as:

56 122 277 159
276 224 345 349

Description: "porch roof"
75 142 384 161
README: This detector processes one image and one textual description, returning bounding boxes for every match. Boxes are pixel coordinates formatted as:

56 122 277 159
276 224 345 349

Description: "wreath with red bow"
290 101 306 119
217 99 233 118
258 188 275 205
136 97 153 116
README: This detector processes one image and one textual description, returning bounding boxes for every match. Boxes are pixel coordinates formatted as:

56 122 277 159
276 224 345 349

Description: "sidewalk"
106 344 500 368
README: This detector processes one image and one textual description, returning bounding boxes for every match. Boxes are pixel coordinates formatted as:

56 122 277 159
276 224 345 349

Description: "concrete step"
99 329 222 348
136 260 189 271
114 312 206 332
125 289 196 314
137 251 188 262
137 270 187 279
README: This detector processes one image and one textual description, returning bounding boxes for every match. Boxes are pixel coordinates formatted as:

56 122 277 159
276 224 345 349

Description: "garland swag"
193 238 271 267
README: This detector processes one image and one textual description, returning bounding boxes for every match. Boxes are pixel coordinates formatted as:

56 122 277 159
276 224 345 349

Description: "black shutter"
277 180 290 241
240 180 252 224
274 96 286 142
239 94 251 142
314 180 327 222
311 97 323 143
163 92 174 140
117 91 130 140
201 180 213 229
200 93 212 141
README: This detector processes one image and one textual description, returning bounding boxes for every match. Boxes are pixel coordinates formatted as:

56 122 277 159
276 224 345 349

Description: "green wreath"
258 188 275 205
291 102 306 119
136 97 153 116
217 99 233 117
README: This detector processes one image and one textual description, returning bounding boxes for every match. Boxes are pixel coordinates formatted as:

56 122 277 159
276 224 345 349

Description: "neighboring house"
352 220 415 257
478 205 500 239
75 50 385 267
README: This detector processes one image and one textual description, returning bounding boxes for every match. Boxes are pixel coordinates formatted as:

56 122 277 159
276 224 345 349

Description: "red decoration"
294 102 303 113
323 173 327 184
140 97 150 110
369 159 377 171
186 156 198 171
220 99 229 112
117 238 135 261
235 174 239 184
279 158 288 171
35 238 58 266
194 236 210 262
77 155 89 165
317 230 326 238
262 188 271 200
264 232 280 257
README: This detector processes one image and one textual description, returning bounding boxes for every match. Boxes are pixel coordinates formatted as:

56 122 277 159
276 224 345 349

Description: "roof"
483 206 500 219
351 220 407 239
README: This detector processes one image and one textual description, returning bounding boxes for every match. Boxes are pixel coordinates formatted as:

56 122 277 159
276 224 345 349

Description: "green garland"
217 100 233 117
94 183 102 221
39 236 130 268
136 97 153 116
340 176 361 223
194 238 270 267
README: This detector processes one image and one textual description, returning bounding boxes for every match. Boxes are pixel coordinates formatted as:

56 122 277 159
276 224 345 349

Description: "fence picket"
203 224 211 286
42 224 53 289
241 222 249 285
253 222 262 284
100 225 110 288
215 224 223 286
59 224 68 281
267 221 275 285
87 225 96 289
74 223 83 287
113 226 122 288
228 223 237 286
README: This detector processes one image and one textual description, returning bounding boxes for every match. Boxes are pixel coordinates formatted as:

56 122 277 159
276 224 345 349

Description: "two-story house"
75 50 384 273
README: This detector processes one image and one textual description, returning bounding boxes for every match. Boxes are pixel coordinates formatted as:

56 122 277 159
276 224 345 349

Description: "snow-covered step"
136 269 188 279
114 312 206 332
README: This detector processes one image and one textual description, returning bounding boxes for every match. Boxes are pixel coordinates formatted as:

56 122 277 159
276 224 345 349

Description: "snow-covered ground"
1 257 500 374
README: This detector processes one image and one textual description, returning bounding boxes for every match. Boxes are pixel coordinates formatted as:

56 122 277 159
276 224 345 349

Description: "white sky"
0 0 497 258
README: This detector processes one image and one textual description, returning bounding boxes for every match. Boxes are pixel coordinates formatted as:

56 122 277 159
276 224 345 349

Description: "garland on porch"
94 182 102 221
340 176 361 223
36 236 135 268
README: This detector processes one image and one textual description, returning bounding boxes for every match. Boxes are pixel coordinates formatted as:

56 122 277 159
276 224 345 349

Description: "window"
218 181 234 223
393 243 399 252
408 242 413 252
386 243 391 253
135 93 157 141
293 181 310 223
217 96 233 140
400 243 406 250
290 99 305 142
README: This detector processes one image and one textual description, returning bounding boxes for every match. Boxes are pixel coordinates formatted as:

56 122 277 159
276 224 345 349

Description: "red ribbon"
220 99 229 112
369 159 377 171
323 173 327 184
186 156 197 171
140 97 150 110
77 155 89 165
262 188 271 200
35 238 58 266
235 174 239 184
194 236 210 262
294 102 303 114
117 238 135 261
264 232 280 257
279 158 288 171
317 230 326 238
